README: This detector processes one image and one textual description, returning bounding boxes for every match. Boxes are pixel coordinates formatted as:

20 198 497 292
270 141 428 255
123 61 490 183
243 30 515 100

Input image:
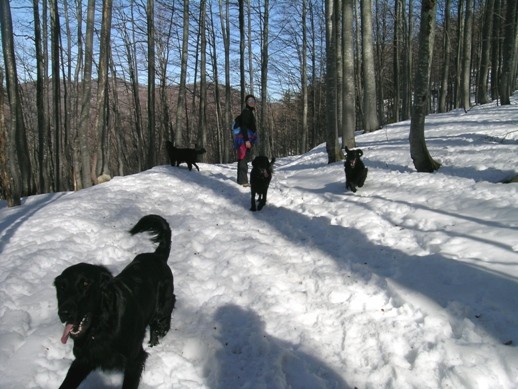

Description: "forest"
0 0 517 206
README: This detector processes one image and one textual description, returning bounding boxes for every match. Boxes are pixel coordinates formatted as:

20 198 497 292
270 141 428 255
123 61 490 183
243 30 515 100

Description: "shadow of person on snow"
208 304 351 389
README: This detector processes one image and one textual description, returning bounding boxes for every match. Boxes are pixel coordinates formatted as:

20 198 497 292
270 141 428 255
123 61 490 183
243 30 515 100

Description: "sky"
0 93 517 388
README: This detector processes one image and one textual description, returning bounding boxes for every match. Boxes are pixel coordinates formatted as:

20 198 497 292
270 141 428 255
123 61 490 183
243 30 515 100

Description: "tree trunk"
460 0 474 110
325 0 341 163
409 0 441 173
361 0 379 132
95 0 113 180
175 0 189 147
218 0 231 162
260 0 271 157
342 0 356 148
499 0 518 105
78 0 96 189
477 0 495 104
247 0 254 95
198 0 207 157
490 0 502 101
2 0 34 197
147 0 156 167
33 0 50 193
439 0 451 112
300 0 309 154
454 0 465 108
0 65 19 206
239 0 245 102
50 0 61 190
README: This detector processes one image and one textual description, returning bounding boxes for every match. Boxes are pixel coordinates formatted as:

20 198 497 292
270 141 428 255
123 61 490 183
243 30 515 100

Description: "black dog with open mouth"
54 214 175 389
250 156 276 211
344 146 368 193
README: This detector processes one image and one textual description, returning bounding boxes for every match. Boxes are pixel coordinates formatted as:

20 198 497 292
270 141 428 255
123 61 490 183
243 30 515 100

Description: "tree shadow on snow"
262 203 518 345
208 304 351 389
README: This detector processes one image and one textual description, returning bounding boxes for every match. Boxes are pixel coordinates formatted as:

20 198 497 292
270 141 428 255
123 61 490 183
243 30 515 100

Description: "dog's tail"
129 214 171 261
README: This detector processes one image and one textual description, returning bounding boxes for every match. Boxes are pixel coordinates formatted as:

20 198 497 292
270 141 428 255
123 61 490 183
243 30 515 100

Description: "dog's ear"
344 146 350 153
270 157 276 164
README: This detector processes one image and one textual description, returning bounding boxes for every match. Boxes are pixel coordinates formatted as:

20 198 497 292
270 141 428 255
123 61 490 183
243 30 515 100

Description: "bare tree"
361 0 379 132
95 0 114 180
146 0 156 168
198 0 207 156
0 65 18 206
175 0 190 147
239 0 245 102
259 0 271 157
499 0 518 105
77 0 96 189
33 0 50 192
341 0 356 148
439 0 451 112
50 0 62 190
460 0 474 110
325 0 341 163
476 0 495 104
1 0 34 202
300 0 309 154
409 0 441 173
490 0 502 101
218 0 232 162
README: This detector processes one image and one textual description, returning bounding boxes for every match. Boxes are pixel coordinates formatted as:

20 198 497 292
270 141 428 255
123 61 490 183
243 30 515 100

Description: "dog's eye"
83 281 90 288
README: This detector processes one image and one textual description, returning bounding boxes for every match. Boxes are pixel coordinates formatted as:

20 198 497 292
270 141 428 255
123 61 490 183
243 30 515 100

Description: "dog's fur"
166 140 206 171
54 215 175 389
344 146 368 193
250 156 275 211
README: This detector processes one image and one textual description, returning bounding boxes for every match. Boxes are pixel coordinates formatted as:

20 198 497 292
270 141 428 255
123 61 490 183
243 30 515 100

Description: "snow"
1 94 518 389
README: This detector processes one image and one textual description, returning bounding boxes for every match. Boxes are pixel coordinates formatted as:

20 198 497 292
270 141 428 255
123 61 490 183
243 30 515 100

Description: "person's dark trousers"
237 149 251 185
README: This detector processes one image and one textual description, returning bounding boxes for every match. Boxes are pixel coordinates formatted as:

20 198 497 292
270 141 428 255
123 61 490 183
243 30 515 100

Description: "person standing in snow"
235 94 258 186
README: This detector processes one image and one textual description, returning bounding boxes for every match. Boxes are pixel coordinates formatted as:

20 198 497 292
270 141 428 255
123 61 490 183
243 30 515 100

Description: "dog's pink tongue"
61 323 73 344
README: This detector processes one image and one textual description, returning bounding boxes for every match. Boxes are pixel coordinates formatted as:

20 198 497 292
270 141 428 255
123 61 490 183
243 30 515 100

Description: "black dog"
54 215 175 389
344 146 368 193
166 140 206 171
250 156 275 211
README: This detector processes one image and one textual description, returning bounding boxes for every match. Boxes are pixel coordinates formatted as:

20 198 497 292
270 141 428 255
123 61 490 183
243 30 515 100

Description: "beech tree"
409 0 441 173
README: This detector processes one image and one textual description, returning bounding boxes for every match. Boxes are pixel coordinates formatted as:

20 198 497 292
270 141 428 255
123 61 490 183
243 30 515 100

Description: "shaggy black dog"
166 140 206 171
250 156 276 211
344 146 368 193
54 215 175 389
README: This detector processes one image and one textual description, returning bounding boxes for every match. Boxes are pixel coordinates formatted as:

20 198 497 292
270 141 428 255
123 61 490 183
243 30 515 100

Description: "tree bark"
460 0 474 110
439 0 451 112
325 0 341 163
342 0 356 148
477 0 495 104
361 0 379 132
409 0 441 173
147 0 156 167
499 0 518 105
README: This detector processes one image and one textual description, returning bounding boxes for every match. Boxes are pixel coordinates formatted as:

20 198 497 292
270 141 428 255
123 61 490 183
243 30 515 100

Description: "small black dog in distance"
54 215 175 389
344 146 368 193
250 156 276 211
166 140 206 171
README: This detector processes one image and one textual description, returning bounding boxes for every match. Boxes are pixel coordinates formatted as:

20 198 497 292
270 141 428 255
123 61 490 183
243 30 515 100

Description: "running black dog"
250 156 276 211
54 215 175 389
166 140 206 171
344 146 368 193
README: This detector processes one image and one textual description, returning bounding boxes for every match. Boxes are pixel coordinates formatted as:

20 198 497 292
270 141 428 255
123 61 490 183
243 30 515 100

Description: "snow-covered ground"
1 95 517 388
